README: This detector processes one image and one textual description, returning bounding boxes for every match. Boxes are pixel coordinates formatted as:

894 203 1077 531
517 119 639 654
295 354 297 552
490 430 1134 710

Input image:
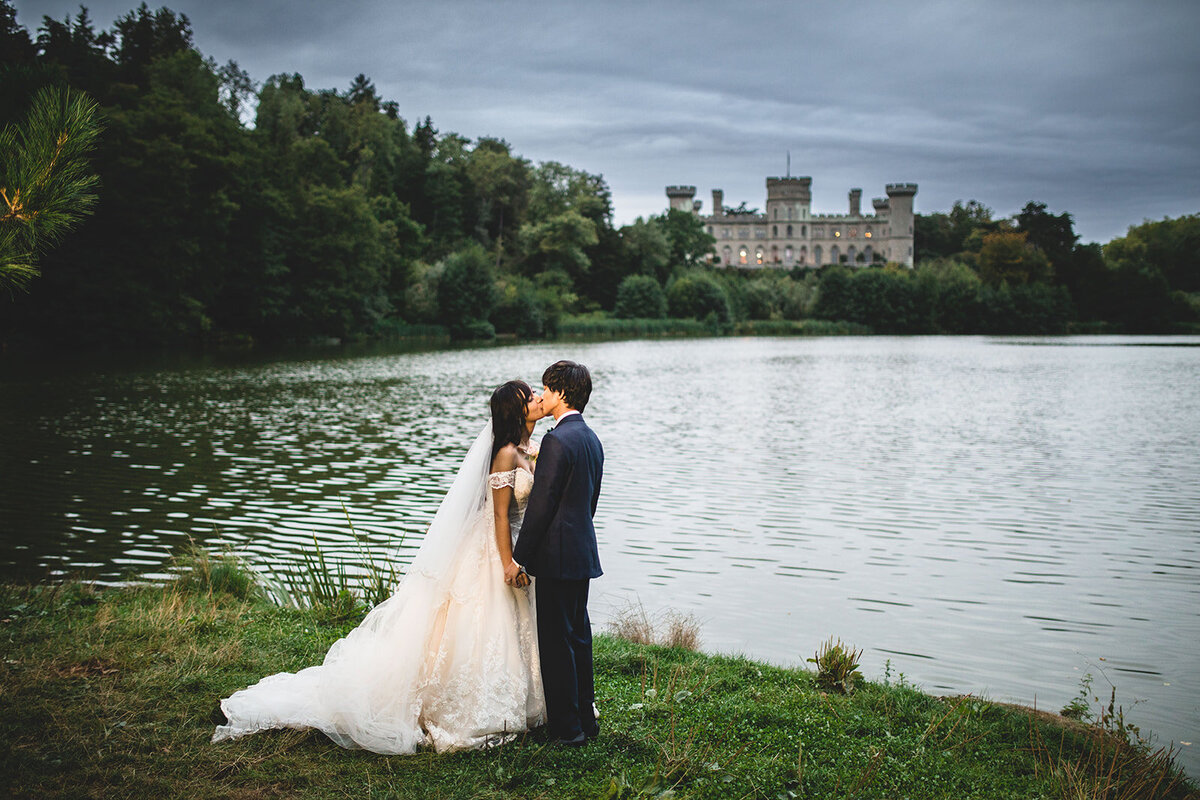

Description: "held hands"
503 558 522 587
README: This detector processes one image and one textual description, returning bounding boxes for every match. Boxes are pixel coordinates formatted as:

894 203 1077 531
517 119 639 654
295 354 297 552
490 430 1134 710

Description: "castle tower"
765 176 811 222
712 189 724 218
885 183 918 266
666 185 697 214
848 188 862 217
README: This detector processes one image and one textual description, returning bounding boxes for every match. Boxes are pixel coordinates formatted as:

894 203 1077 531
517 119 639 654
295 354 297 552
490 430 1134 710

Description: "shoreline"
2 577 1193 799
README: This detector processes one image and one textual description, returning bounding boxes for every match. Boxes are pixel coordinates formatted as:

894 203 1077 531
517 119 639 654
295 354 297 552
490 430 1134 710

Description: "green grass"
1 576 1194 799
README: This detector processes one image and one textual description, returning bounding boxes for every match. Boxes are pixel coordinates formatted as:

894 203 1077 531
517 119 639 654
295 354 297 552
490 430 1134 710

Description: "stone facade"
666 177 917 268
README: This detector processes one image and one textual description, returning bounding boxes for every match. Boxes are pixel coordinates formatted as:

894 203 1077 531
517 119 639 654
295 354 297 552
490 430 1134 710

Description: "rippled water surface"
2 336 1198 774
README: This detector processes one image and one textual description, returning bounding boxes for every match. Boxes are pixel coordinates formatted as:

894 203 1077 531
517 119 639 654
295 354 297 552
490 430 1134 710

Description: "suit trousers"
534 576 597 740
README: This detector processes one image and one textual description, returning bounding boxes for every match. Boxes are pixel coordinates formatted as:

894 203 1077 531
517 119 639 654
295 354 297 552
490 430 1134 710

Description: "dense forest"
2 2 1197 351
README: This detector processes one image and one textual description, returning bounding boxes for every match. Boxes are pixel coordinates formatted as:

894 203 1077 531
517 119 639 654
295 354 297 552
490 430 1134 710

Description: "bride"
212 380 547 753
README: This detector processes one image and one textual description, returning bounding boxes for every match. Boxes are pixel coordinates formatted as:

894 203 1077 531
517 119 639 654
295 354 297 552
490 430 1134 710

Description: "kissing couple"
213 360 604 752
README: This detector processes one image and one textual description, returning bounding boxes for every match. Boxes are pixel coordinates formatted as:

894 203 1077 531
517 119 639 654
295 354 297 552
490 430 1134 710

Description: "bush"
666 273 731 324
613 274 667 319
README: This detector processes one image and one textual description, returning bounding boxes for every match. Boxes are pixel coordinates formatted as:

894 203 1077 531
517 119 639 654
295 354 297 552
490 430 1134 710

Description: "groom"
510 360 603 746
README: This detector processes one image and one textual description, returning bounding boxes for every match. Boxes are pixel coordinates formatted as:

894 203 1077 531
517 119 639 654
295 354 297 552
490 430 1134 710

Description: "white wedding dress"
212 425 545 753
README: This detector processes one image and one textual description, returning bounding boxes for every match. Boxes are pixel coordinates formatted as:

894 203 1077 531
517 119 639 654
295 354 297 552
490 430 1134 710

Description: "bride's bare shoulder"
490 443 518 474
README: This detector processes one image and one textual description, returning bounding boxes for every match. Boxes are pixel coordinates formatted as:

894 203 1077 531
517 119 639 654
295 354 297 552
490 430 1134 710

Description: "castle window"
755 228 765 239
773 225 778 237
755 247 764 265
785 246 793 263
814 245 823 264
707 227 713 235
802 224 806 237
739 246 748 265
787 207 794 220
834 229 841 238
771 245 779 263
831 245 840 263
722 245 731 264
786 224 793 237
800 245 807 264
849 228 857 238
814 226 823 238
773 209 778 219
864 230 872 238
723 227 732 238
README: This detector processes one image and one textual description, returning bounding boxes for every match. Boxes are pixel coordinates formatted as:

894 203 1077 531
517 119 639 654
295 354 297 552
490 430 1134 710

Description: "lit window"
834 230 841 238
739 247 748 265
755 247 763 265
865 231 872 238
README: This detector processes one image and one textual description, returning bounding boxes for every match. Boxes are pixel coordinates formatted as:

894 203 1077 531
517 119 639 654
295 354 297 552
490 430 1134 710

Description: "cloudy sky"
13 0 1200 242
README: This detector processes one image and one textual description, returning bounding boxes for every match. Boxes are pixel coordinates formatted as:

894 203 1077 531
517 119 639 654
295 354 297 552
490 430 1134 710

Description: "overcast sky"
13 0 1200 242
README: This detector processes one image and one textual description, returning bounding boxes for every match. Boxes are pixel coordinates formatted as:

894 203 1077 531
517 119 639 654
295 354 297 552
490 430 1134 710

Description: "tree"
465 137 528 259
655 208 715 272
1016 201 1078 271
1 0 35 65
613 274 666 319
0 86 99 292
1106 214 1200 293
619 216 670 283
437 244 497 339
110 3 194 86
977 231 1051 286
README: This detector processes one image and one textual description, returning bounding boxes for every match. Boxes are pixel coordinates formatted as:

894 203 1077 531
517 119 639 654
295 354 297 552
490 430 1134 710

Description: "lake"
2 335 1198 775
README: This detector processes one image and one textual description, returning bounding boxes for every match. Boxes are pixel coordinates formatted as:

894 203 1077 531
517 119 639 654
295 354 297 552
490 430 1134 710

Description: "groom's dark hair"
543 360 591 412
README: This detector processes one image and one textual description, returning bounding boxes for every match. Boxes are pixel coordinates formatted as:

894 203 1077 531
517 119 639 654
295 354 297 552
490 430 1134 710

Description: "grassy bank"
1 573 1194 799
555 315 873 340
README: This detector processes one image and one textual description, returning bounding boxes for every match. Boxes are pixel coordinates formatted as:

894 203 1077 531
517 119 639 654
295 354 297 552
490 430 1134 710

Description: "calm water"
2 336 1198 774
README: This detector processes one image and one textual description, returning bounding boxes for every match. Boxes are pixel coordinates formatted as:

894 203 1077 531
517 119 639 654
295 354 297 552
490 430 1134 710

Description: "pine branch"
0 87 102 293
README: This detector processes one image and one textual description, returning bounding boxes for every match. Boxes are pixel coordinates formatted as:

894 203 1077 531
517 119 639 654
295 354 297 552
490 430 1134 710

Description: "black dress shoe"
555 731 588 747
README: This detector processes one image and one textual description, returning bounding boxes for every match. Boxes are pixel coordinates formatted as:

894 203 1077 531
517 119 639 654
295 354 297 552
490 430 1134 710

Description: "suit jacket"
513 413 603 580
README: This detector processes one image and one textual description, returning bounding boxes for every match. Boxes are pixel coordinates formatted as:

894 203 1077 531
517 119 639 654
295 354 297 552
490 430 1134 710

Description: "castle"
666 177 917 268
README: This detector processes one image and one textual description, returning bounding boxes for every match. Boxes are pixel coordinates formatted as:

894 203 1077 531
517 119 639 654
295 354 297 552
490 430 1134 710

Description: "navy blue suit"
513 412 603 740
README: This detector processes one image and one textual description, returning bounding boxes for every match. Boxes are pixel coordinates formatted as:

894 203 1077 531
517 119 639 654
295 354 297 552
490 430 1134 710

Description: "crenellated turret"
849 188 862 217
666 185 697 213
885 183 918 266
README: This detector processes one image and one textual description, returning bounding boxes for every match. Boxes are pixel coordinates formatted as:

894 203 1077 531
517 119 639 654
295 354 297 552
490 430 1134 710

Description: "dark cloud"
14 0 1200 241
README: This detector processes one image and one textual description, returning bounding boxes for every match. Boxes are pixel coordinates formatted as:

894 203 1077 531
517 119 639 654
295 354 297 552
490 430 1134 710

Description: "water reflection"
1 335 1198 775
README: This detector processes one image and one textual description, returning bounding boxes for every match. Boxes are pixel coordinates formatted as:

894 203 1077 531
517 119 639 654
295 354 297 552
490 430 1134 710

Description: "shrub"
613 274 667 319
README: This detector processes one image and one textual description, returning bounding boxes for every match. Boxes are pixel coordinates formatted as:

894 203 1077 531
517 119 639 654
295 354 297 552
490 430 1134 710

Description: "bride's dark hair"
490 380 532 460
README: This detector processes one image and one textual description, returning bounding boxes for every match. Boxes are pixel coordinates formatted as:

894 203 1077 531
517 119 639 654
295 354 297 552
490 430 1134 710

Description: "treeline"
1 2 1196 349
0 2 713 347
